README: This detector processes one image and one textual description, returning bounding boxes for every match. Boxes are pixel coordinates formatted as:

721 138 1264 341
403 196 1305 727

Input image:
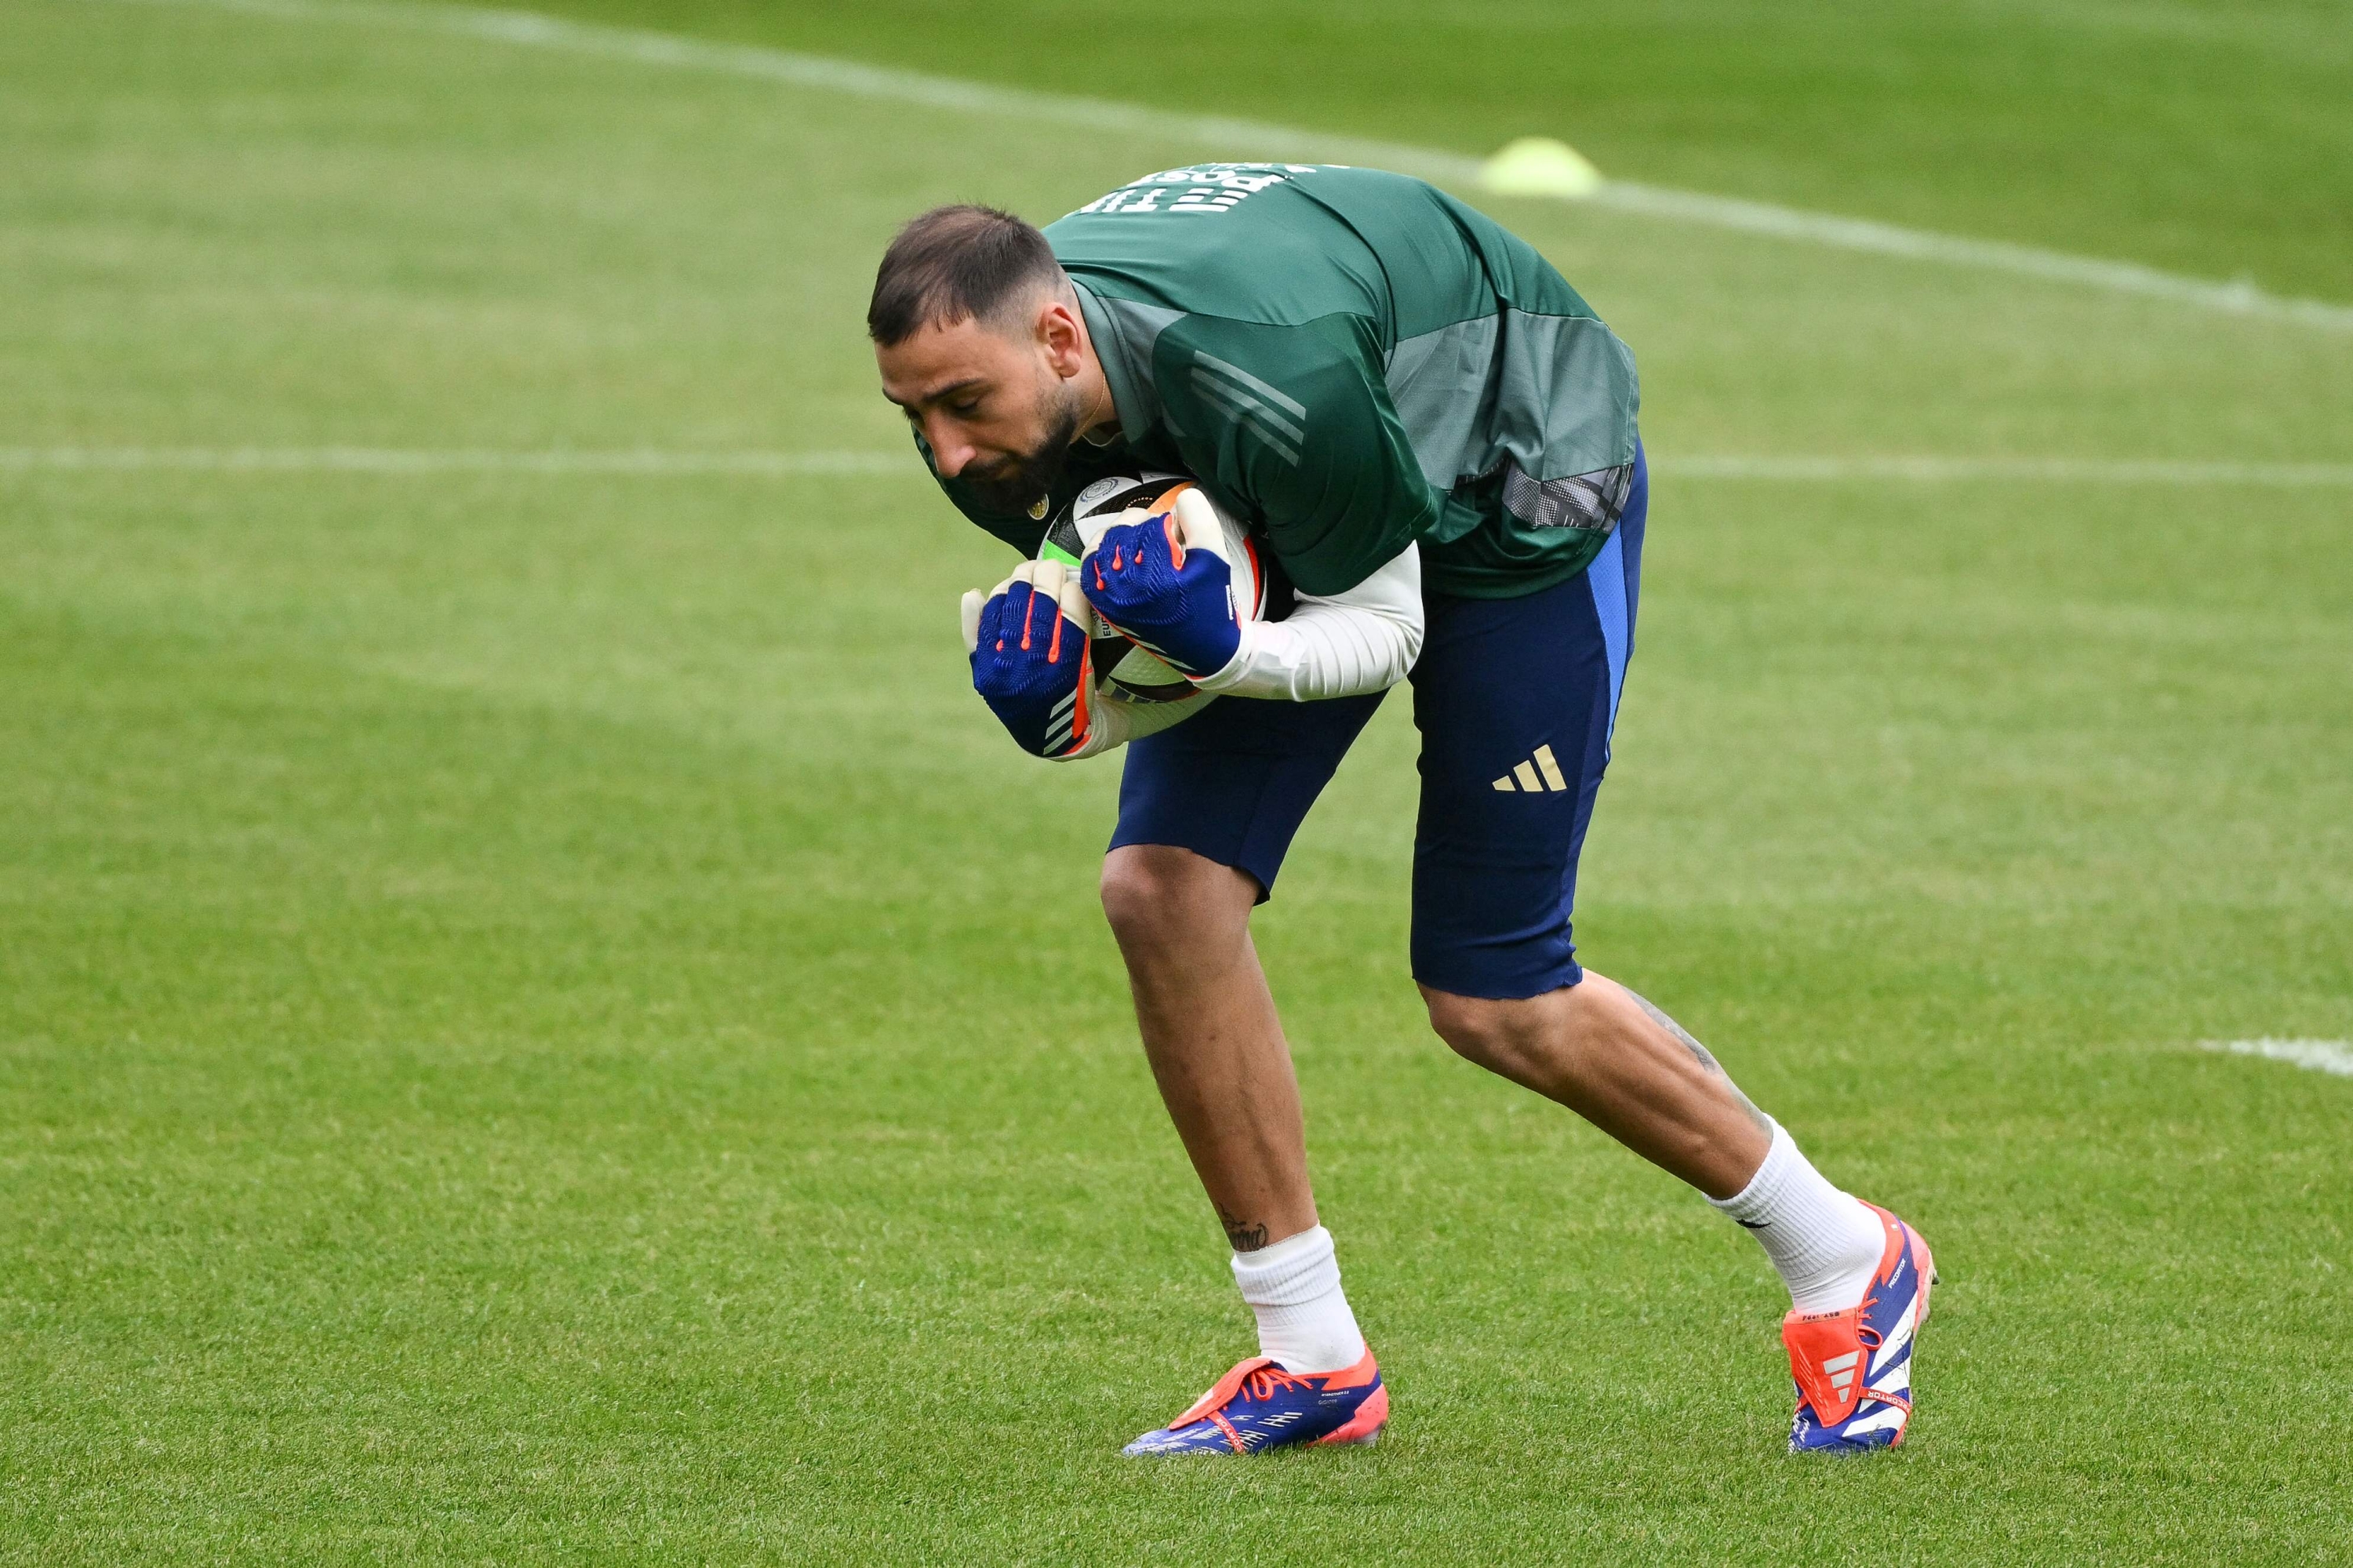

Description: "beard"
957 389 1084 517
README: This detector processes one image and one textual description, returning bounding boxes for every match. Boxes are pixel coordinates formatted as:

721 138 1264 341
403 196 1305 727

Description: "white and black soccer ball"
1038 472 1275 702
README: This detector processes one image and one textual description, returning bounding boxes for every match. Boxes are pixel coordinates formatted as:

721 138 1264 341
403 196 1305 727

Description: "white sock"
1707 1122 1884 1314
1230 1224 1366 1373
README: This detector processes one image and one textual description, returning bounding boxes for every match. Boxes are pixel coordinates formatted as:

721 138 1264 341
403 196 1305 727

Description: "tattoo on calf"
1627 989 1776 1135
1217 1205 1270 1252
1634 990 1718 1070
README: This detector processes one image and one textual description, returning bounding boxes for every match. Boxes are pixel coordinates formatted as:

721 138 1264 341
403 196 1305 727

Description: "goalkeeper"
870 166 1937 1456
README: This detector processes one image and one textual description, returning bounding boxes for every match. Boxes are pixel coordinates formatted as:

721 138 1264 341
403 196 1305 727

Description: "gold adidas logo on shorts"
1491 744 1570 793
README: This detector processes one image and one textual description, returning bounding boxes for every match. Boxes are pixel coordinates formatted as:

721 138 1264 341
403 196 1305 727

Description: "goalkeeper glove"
1080 490 1242 681
963 558 1098 759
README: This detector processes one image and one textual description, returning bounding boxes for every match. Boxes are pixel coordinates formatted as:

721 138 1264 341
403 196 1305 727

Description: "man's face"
875 304 1084 516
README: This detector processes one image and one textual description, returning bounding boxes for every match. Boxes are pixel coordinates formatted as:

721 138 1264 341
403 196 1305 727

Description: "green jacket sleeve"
1154 313 1447 598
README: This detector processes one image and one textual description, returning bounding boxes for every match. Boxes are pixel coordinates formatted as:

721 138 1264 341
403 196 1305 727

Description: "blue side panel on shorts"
1409 449 1647 999
1109 684 1385 901
1584 455 1647 747
1586 533 1630 740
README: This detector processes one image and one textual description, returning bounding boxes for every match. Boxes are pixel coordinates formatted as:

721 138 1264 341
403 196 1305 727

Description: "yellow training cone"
1477 136 1604 200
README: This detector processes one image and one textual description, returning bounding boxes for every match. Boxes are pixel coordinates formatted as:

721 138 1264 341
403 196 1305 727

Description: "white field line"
96 0 2353 335
1664 456 2353 486
9 447 2353 485
2202 1039 2353 1079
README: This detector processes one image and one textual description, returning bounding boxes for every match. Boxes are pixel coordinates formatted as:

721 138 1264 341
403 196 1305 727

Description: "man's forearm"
1061 688 1217 759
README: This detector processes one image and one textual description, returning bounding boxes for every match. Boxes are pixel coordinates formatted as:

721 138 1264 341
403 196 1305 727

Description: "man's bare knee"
1421 984 1508 1067
1420 984 1564 1083
1100 846 1255 960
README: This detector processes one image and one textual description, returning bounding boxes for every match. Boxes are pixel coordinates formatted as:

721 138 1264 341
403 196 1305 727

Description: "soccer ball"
1037 472 1274 702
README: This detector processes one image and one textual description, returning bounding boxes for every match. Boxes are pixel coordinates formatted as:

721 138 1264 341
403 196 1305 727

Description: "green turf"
5 0 2352 1561
504 0 2353 304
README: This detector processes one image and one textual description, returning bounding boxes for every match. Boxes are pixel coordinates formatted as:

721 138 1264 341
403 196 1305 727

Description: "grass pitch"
4 0 2351 1560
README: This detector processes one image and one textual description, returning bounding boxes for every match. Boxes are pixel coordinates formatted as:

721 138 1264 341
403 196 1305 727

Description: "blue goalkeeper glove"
964 558 1097 759
1080 497 1242 681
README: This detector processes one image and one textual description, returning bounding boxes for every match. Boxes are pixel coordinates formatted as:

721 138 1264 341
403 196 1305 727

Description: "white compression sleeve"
1192 543 1424 701
1056 687 1214 761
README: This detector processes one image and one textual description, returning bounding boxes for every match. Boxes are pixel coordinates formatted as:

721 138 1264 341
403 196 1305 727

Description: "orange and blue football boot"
1122 1348 1389 1455
1782 1202 1937 1453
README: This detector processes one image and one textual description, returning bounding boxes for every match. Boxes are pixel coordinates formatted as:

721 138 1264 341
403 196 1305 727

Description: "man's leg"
1100 689 1384 1408
1419 972 1769 1199
1411 472 1879 1301
1409 463 1935 1448
1419 974 1882 1314
1098 845 1315 1254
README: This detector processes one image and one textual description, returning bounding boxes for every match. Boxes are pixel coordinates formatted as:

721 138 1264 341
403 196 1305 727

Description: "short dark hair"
867 204 1064 346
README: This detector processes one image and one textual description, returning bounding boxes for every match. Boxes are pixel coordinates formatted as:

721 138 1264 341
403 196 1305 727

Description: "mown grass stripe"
94 0 2353 334
10 448 2353 486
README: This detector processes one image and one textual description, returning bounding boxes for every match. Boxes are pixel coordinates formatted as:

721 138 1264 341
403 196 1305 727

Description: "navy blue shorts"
1108 453 1647 1001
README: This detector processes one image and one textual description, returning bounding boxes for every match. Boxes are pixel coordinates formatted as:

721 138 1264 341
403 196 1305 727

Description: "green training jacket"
926 163 1641 600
